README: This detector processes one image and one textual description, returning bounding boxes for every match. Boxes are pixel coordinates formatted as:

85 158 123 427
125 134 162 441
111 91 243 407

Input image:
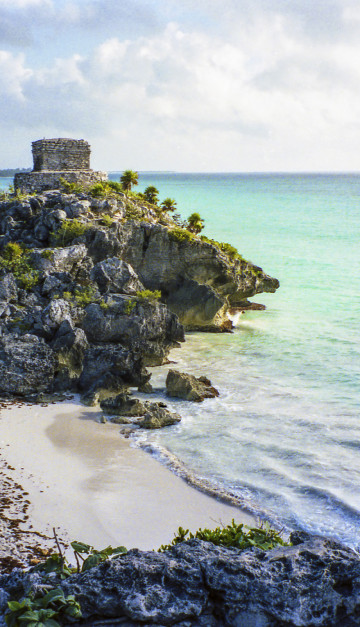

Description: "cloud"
1 2 360 170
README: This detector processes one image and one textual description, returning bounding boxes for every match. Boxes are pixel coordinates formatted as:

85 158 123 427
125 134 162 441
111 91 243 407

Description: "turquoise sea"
2 172 360 546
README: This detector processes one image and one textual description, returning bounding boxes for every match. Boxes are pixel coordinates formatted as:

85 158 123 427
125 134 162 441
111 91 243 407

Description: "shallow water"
128 172 360 547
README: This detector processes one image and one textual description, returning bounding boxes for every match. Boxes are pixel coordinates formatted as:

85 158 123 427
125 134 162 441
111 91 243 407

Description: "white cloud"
1 3 360 170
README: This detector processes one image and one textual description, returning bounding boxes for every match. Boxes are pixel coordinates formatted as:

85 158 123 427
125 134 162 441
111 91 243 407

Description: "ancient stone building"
14 138 107 192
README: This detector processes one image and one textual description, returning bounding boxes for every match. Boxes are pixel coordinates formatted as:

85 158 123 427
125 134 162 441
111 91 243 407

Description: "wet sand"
0 398 255 559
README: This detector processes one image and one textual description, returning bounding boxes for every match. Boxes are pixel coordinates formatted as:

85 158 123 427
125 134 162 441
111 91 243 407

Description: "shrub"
135 289 161 302
169 227 195 243
0 243 39 290
124 299 137 314
159 520 289 552
59 178 84 194
200 236 244 262
41 249 54 260
99 214 114 227
52 219 89 246
107 180 124 193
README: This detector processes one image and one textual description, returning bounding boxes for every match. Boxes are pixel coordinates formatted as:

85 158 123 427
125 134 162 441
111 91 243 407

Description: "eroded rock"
166 369 220 402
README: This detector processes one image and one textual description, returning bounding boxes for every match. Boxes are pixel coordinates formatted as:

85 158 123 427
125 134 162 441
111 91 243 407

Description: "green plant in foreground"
159 519 289 552
5 587 82 627
0 243 39 290
59 178 84 194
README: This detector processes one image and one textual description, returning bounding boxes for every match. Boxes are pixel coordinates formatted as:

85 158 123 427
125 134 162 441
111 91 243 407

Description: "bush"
159 520 289 552
200 236 244 261
0 243 39 290
52 219 89 246
169 227 195 243
59 178 84 194
135 289 161 302
99 214 114 227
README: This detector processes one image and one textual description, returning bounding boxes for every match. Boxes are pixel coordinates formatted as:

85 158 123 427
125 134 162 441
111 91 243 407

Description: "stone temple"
14 138 107 193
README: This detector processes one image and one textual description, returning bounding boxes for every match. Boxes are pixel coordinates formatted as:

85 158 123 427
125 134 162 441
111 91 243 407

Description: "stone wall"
14 170 108 193
32 138 90 171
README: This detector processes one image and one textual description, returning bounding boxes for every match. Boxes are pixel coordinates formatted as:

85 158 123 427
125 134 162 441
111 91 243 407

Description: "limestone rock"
137 402 181 429
30 244 87 275
90 257 144 295
81 299 184 366
0 274 17 303
0 334 55 396
100 394 147 417
166 369 219 402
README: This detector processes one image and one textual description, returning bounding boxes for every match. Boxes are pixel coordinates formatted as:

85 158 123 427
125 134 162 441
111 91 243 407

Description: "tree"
144 186 159 205
160 198 177 213
187 212 204 234
120 170 138 191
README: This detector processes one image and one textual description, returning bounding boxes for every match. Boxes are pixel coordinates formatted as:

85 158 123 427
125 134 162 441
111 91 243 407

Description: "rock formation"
1 534 360 626
166 369 220 402
0 183 278 404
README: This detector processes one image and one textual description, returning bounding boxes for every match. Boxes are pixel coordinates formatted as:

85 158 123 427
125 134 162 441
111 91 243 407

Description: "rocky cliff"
0 188 279 399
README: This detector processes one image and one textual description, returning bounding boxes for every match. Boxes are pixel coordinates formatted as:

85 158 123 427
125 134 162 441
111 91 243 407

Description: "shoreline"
0 397 257 566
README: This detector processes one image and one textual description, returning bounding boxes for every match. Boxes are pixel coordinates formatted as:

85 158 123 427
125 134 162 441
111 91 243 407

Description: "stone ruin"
14 138 107 193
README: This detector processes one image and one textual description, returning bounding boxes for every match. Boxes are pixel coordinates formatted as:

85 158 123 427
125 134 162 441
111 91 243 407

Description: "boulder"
81 299 184 366
100 393 147 417
166 369 219 402
30 244 87 275
0 333 55 396
137 402 181 429
90 257 144 295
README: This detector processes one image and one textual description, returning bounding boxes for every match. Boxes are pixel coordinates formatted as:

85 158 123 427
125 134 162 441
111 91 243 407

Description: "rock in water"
166 369 220 402
137 402 181 429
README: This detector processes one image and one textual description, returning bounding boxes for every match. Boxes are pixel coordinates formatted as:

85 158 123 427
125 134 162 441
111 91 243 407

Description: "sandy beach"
0 397 255 564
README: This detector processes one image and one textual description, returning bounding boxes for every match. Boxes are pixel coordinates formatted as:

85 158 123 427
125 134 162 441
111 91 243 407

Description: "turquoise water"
127 172 360 546
3 172 360 545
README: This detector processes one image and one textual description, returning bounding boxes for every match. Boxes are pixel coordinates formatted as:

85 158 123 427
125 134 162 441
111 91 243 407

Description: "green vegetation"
41 249 54 260
0 243 39 290
5 533 127 627
52 219 89 246
135 289 161 302
187 212 204 234
5 587 81 627
99 214 114 227
169 227 195 242
120 170 139 192
124 299 137 314
143 185 159 205
160 197 177 213
125 203 144 221
63 286 99 307
159 520 289 552
200 236 244 262
59 178 84 194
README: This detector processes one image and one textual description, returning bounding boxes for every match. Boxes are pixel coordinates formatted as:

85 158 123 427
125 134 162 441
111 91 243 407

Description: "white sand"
0 398 255 553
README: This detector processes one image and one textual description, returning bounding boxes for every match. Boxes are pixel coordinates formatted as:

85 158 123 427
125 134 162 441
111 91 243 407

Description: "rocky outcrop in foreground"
1 535 360 626
0 189 279 401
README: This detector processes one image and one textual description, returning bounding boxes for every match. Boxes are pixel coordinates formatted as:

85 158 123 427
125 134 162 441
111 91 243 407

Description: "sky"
1 0 360 171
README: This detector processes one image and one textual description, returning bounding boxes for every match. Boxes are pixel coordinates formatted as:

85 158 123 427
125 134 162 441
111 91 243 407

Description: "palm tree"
120 170 139 191
144 186 159 205
187 212 204 234
160 198 177 213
